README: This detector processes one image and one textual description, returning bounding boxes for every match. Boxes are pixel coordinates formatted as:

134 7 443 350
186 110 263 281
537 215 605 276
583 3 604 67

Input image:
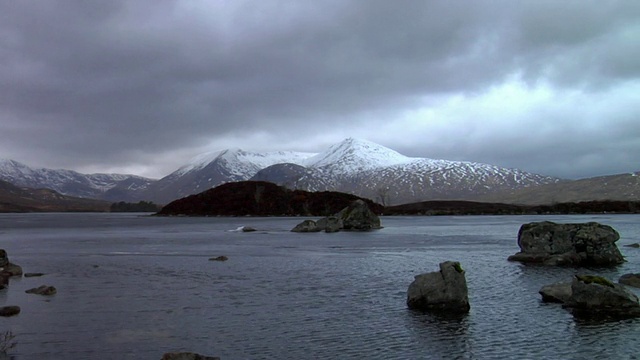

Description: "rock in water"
161 352 220 360
0 249 23 276
0 273 9 290
619 273 640 288
507 221 624 266
208 256 228 262
25 285 57 295
316 216 343 233
0 306 20 317
539 282 572 303
407 261 470 313
291 219 321 233
337 200 381 230
563 275 640 318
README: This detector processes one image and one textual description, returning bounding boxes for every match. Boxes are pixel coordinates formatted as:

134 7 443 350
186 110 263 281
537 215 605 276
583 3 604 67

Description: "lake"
1 213 639 359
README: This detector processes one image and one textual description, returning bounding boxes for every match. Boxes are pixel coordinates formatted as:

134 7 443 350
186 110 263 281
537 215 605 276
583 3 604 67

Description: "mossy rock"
452 262 464 273
575 274 615 288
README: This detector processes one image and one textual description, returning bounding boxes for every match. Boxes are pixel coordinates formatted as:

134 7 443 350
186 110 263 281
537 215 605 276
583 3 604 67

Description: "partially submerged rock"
624 243 639 248
24 272 45 278
564 275 640 318
291 219 321 233
407 261 470 313
539 282 572 303
0 273 9 290
161 352 220 360
316 216 343 233
337 200 381 230
241 226 257 232
507 221 624 266
619 273 640 288
208 256 228 262
25 285 57 296
0 249 23 276
292 200 381 233
0 306 20 317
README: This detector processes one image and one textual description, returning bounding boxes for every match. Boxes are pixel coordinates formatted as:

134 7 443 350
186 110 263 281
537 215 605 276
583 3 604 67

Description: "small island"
156 181 384 217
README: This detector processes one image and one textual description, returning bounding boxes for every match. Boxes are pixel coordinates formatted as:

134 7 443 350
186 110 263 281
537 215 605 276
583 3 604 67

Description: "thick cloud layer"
1 1 638 179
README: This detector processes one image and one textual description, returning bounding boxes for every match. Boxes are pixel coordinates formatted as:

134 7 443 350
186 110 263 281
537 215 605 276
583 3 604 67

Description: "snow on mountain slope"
141 148 316 204
175 148 315 176
304 138 412 171
2 138 562 205
0 158 156 200
250 139 560 205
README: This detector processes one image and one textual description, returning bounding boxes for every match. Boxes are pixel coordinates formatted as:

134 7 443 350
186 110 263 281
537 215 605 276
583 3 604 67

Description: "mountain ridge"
0 158 156 202
4 138 635 206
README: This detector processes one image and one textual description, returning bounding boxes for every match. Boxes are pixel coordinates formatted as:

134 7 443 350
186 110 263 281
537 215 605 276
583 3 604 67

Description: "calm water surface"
0 213 639 359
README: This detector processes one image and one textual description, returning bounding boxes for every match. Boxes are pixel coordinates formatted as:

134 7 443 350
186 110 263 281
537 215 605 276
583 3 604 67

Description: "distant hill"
470 172 640 205
384 199 640 216
0 158 156 202
0 179 110 212
156 181 383 216
158 181 640 217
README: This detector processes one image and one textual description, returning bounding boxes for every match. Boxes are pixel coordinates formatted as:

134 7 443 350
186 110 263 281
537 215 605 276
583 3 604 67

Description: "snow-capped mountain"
137 148 315 204
0 159 156 201
251 138 560 205
0 138 562 205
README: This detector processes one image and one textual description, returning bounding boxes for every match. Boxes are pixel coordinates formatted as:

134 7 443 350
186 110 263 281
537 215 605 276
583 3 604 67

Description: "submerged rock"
407 261 470 313
0 306 20 317
24 272 45 278
25 285 57 296
161 352 220 360
507 221 624 266
619 273 640 288
208 256 228 262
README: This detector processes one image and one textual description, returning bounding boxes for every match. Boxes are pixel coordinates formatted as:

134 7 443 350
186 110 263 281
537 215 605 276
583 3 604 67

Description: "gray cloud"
0 0 638 179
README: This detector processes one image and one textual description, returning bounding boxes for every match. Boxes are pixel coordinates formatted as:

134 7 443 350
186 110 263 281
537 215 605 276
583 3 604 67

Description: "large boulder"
407 261 470 313
619 273 640 288
563 275 640 317
337 200 381 231
507 221 624 266
0 249 22 276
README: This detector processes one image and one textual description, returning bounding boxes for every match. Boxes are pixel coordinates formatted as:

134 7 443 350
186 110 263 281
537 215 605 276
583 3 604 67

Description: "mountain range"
1 138 637 206
0 179 109 212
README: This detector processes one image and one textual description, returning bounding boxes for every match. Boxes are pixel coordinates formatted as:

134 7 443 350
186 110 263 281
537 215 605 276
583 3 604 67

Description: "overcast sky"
1 1 639 180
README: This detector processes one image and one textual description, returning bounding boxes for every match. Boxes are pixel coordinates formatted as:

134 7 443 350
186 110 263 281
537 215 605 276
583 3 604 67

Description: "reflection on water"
0 213 638 359
406 310 472 359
